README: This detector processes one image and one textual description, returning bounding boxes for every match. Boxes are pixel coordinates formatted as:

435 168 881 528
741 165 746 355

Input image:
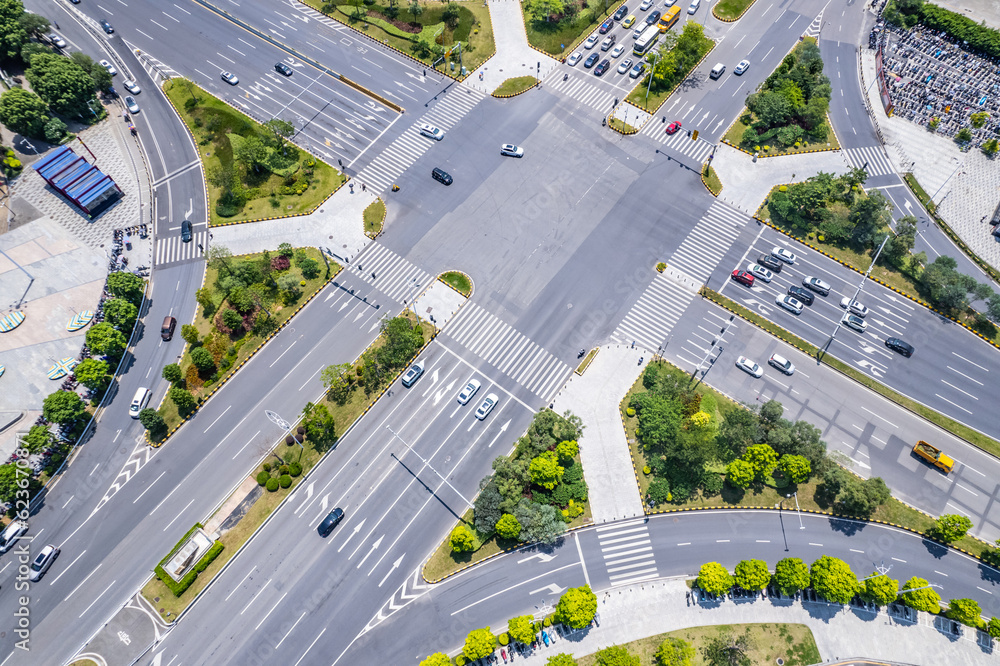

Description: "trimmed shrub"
279 474 292 488
279 464 290 474
256 471 270 486
265 478 280 492
626 407 635 417
263 462 272 472
289 462 302 477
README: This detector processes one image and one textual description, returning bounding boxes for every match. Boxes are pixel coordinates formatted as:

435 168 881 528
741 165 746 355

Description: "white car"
633 26 645 39
610 43 626 58
639 0 653 9
841 313 868 333
584 34 600 49
28 544 60 582
500 144 524 157
401 361 424 387
775 294 803 315
49 33 66 48
771 246 797 264
746 262 773 283
122 80 141 94
600 36 616 51
124 96 139 114
664 0 677 5
100 59 117 76
840 297 869 317
617 58 634 74
734 59 750 75
0 520 28 554
768 353 795 375
419 123 444 141
568 52 583 66
476 393 499 420
221 71 239 85
687 0 700 12
457 378 481 405
735 355 763 378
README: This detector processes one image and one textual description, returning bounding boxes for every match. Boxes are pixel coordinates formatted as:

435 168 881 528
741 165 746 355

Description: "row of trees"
885 0 1000 60
643 23 714 97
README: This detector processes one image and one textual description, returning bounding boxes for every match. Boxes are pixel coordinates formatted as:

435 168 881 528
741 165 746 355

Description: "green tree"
495 513 521 540
181 324 200 345
529 451 564 489
776 454 811 483
18 12 50 38
900 577 941 612
42 390 87 424
25 52 98 117
513 498 565 545
418 653 450 666
988 293 1000 325
190 346 215 372
733 559 770 591
861 571 898 606
408 0 423 22
988 617 1000 639
0 87 49 139
450 523 475 553
956 127 973 143
523 0 565 22
0 463 40 506
321 362 354 405
881 214 918 267
168 386 196 414
702 631 752 666
74 358 109 391
554 585 597 629
162 363 183 384
838 476 890 517
106 271 145 305
947 598 982 627
655 637 695 666
594 645 640 666
20 424 54 454
546 656 578 666
86 322 127 360
773 557 810 596
43 116 66 143
138 408 166 437
104 297 138 331
848 190 892 248
0 0 29 62
69 51 111 91
222 308 243 331
716 408 761 460
810 556 859 604
970 111 989 128
463 627 495 660
743 443 778 480
555 439 578 463
931 513 972 543
263 118 295 153
375 316 423 369
507 614 535 645
301 401 336 450
234 134 269 174
982 137 999 158
474 479 504 534
696 562 733 596
725 458 754 489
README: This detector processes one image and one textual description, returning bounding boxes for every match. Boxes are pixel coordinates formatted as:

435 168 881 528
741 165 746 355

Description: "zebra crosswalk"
351 242 432 304
640 121 715 162
612 273 696 352
545 73 618 114
357 87 486 193
155 231 208 266
843 146 895 177
667 201 749 285
444 303 570 399
596 519 658 587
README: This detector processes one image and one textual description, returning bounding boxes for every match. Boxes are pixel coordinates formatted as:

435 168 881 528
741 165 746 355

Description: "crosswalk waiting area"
595 519 659 587
350 242 432 305
640 120 715 162
357 86 486 193
444 303 570 400
154 230 208 267
843 146 895 177
545 72 618 114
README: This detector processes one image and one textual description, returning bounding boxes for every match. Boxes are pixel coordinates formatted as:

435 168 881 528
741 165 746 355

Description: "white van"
0 520 28 554
129 387 151 419
709 63 726 79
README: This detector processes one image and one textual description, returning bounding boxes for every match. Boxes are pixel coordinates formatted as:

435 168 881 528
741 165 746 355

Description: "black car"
885 337 915 357
786 285 814 306
646 10 661 24
613 4 629 20
432 167 453 185
100 19 114 34
584 53 600 68
180 220 192 242
594 59 611 76
275 62 293 76
757 254 782 273
318 507 344 536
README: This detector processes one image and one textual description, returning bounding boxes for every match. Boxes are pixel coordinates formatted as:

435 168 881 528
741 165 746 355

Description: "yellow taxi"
622 14 637 28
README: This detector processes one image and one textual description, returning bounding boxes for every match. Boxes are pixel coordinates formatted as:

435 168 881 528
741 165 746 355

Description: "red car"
665 121 682 135
731 269 755 287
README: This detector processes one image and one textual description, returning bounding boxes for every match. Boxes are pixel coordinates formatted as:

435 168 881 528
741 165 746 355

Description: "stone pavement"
550 345 646 524
411 279 467 329
515 579 992 665
210 186 373 264
466 0 559 96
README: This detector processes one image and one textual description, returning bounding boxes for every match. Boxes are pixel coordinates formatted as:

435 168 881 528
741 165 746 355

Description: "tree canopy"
42 390 87 425
0 87 48 139
900 577 941 612
554 585 597 629
25 52 98 117
697 562 733 596
810 556 859 604
774 557 811 596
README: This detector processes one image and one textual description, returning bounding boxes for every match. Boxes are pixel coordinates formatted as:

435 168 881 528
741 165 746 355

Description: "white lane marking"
952 352 988 371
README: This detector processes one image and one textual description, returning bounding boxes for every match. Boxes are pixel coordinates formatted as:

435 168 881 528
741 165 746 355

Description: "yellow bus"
658 6 681 32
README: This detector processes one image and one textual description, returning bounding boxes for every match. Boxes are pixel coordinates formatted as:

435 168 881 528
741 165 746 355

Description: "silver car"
584 34 600 49
567 52 583 66
419 123 444 140
747 262 773 283
500 144 524 157
617 58 634 74
125 96 139 114
841 313 868 333
476 393 499 420
768 353 795 375
840 297 869 317
221 71 239 85
771 246 796 263
457 379 481 405
401 361 424 387
734 59 750 75
802 276 831 295
735 355 763 378
775 294 803 315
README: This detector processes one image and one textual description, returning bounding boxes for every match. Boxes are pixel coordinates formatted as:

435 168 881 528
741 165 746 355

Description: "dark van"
161 316 177 341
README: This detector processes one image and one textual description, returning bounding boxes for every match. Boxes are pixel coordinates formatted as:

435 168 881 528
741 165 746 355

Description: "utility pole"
787 492 804 529
692 314 735 387
829 234 888 341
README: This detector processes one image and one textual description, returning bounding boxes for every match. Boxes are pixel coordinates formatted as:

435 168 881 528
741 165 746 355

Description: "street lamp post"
788 492 804 530
385 426 473 509
828 234 889 341
645 53 661 106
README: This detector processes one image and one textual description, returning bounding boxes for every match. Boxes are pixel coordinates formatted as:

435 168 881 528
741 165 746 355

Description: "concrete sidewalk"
551 346 646 524
467 0 558 95
516 579 992 665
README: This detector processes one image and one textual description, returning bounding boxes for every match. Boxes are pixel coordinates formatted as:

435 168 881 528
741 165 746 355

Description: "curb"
711 0 757 22
437 270 474 298
364 197 387 240
491 77 540 99
574 346 599 375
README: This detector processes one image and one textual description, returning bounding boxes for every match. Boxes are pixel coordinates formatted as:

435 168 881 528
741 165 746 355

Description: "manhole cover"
777 659 785 665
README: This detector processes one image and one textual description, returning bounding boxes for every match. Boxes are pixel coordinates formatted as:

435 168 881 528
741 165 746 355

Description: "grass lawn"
712 0 756 20
303 0 496 74
703 164 722 195
493 76 537 96
723 114 840 155
903 172 937 214
364 198 386 237
439 270 472 296
156 248 339 436
576 623 820 666
576 348 598 374
609 116 638 134
163 79 344 226
524 2 623 58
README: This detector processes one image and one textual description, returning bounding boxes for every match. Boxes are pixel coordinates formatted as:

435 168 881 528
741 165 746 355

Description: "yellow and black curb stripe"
574 347 599 375
711 0 757 23
607 112 640 136
436 270 474 298
147 248 342 447
491 78 540 99
700 160 722 196
364 197 387 240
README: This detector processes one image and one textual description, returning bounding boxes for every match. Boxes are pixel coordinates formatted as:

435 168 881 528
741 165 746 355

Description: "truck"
913 441 954 473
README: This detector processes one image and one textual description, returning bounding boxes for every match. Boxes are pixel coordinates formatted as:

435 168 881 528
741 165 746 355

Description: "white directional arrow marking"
379 555 404 587
434 379 457 405
740 298 769 316
488 420 511 448
337 518 366 552
357 535 384 569
529 583 565 596
268 29 287 39
854 359 884 378
293 13 309 22
517 552 556 564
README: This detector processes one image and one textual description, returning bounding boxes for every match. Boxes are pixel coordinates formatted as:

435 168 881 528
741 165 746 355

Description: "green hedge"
153 525 225 598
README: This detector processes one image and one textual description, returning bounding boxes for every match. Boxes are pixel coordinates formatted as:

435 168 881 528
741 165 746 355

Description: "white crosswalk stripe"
641 122 715 162
350 242 432 304
843 146 895 177
612 273 696 351
445 303 571 399
667 201 749 285
155 231 208 266
545 72 617 113
596 519 658 586
357 87 486 193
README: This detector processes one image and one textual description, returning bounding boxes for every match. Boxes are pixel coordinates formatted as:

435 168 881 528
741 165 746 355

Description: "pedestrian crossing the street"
595 519 658 587
843 146 895 177
641 121 715 162
612 273 696 352
444 303 571 399
356 87 486 193
350 242 432 304
155 231 208 266
667 201 750 285
545 73 617 114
